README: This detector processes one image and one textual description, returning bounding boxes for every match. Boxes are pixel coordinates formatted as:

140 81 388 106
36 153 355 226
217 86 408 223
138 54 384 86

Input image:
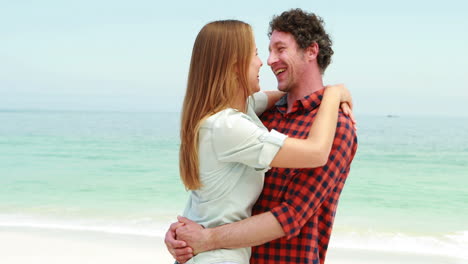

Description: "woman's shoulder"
201 108 253 129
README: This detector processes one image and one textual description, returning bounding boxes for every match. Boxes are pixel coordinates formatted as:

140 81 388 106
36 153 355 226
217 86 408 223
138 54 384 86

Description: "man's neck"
286 71 324 113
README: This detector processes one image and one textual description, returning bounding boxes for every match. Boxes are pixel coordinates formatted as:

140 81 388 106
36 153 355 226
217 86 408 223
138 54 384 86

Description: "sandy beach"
0 227 173 264
1 226 465 264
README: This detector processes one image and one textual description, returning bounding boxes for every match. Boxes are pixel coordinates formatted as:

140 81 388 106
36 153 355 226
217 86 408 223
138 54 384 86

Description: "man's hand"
164 221 194 263
175 216 212 255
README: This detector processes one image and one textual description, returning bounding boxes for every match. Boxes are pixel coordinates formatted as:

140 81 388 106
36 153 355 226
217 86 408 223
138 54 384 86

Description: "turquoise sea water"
0 111 467 258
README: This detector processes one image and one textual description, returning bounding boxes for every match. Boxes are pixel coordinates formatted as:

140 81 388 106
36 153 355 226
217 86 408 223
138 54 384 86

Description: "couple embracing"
165 8 358 264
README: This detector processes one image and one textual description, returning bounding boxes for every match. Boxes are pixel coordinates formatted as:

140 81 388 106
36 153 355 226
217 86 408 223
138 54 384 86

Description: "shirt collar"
275 88 325 113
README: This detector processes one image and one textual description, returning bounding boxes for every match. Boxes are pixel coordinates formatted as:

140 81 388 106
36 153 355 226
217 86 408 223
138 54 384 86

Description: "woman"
174 20 352 264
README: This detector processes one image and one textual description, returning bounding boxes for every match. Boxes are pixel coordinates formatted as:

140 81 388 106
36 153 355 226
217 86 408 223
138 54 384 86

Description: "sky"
1 0 467 116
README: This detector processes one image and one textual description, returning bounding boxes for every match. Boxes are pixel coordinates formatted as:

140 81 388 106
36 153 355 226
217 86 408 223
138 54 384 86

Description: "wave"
330 230 468 260
1 215 467 260
0 214 171 238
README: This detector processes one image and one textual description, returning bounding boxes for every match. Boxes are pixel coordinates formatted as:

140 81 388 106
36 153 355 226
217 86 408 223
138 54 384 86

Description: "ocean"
0 110 467 259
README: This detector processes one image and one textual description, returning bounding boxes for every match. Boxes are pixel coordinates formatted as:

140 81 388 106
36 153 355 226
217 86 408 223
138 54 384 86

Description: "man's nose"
267 52 277 66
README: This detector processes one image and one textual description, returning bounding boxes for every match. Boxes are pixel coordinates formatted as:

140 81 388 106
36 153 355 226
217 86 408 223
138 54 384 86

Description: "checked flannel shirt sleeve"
270 114 356 239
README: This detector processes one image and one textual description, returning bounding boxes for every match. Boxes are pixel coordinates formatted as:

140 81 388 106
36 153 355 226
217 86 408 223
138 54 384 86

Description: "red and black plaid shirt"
251 88 358 264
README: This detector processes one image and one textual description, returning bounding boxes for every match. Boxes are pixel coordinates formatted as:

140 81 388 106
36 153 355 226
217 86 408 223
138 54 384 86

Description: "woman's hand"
326 84 352 108
341 102 356 127
325 84 356 128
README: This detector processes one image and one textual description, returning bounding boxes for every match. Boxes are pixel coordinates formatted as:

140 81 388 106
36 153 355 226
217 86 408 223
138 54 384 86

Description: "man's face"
267 30 307 92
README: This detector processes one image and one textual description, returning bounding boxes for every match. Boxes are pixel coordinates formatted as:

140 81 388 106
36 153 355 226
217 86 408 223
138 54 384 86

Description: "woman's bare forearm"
263 91 286 110
270 87 341 168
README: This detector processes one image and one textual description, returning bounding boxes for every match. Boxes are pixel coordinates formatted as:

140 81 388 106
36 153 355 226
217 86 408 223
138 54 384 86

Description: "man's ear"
305 42 319 61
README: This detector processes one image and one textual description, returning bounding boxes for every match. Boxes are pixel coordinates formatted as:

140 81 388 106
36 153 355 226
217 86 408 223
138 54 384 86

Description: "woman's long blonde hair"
180 20 254 190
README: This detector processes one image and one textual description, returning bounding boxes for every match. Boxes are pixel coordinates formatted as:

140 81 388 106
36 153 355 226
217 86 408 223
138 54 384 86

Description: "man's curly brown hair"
268 9 333 74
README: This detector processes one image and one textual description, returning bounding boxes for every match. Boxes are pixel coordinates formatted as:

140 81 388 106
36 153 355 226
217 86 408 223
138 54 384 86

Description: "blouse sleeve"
211 110 287 169
248 92 268 116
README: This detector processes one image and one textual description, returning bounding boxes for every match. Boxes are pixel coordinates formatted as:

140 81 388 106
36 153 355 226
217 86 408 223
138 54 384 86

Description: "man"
166 8 358 264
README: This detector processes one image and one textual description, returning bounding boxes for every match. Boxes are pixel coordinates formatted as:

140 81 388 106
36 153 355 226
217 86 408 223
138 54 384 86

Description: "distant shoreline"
1 109 468 118
0 108 181 114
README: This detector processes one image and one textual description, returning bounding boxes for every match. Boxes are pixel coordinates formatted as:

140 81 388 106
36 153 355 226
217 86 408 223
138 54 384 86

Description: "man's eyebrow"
269 41 286 51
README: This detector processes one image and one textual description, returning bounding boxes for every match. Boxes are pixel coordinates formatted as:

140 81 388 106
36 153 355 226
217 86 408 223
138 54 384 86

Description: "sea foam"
330 229 468 260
